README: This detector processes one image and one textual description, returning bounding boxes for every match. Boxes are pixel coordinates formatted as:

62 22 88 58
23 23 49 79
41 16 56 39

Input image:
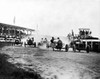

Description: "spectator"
50 37 55 50
50 37 54 43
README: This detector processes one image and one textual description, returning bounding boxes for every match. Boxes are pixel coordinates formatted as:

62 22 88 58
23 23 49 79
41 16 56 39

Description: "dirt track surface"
1 46 100 79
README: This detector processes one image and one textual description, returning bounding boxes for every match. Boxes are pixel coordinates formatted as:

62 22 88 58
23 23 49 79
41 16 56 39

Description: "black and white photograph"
0 0 100 79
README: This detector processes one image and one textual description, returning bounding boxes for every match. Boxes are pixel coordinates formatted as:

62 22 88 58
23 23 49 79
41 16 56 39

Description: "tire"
86 49 90 53
65 44 68 52
78 49 81 52
86 45 90 53
34 42 36 47
73 47 76 52
73 44 76 52
52 48 54 51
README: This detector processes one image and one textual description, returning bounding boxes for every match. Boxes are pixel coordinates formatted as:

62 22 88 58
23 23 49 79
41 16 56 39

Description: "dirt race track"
1 46 100 79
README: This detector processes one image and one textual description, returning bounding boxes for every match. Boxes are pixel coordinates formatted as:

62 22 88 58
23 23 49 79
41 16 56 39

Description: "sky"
0 0 100 37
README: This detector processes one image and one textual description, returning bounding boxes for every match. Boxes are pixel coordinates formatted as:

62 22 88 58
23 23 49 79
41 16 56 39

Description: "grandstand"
0 23 35 42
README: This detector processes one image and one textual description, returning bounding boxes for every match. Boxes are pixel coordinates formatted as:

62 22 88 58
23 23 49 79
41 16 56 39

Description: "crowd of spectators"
79 30 92 39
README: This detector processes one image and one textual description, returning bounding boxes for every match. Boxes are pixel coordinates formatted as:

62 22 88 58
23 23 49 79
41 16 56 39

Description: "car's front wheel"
65 44 69 52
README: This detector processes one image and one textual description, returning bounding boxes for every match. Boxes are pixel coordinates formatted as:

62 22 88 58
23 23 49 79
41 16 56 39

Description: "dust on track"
1 46 100 79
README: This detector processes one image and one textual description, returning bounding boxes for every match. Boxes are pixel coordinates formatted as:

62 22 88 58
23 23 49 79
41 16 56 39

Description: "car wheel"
65 44 68 52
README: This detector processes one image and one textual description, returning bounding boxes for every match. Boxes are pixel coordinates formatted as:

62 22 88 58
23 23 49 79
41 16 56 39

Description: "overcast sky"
0 0 100 37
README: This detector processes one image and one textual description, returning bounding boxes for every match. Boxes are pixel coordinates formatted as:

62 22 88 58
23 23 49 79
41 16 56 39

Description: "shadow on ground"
0 53 43 79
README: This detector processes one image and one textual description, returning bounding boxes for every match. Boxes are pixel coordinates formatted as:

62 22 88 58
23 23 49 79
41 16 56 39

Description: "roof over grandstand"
0 23 35 31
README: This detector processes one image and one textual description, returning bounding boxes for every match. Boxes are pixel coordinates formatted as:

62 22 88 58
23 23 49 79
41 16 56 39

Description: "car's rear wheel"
78 49 81 52
65 44 68 52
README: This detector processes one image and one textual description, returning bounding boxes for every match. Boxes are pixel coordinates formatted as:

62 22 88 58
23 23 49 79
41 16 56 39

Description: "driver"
56 37 62 50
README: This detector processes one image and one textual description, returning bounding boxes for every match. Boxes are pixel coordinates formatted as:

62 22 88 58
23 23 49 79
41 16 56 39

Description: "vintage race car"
14 38 23 46
24 39 36 47
50 40 69 52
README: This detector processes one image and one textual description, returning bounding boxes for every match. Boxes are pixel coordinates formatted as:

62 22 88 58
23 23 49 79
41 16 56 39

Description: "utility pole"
37 24 38 31
36 24 39 34
13 16 16 25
